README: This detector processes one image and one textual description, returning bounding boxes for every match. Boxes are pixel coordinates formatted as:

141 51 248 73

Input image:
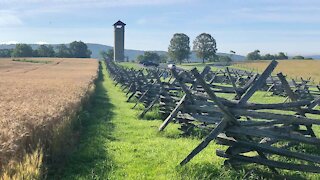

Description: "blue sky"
0 0 320 56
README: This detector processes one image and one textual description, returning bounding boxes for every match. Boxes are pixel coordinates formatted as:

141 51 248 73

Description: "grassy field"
178 62 221 71
233 60 320 84
118 62 221 72
51 62 320 179
0 58 98 178
118 62 142 69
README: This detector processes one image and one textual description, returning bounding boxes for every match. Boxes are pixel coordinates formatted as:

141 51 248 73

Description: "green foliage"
248 51 289 60
0 49 13 57
100 49 114 61
107 49 114 60
246 50 261 60
12 44 34 57
3 42 92 59
69 41 92 58
12 59 52 64
136 51 160 64
292 55 305 59
37 45 55 57
261 53 275 60
168 33 191 64
218 55 232 62
160 54 169 63
193 33 217 63
276 52 288 60
55 44 71 58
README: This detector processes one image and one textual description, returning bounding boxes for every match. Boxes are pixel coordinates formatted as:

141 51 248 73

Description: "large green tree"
246 50 261 60
37 45 55 57
12 44 33 57
136 51 160 64
55 44 71 58
168 33 190 64
193 33 217 63
69 41 92 58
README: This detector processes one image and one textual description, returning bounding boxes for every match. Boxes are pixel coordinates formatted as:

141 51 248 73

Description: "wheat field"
0 58 98 172
233 60 320 83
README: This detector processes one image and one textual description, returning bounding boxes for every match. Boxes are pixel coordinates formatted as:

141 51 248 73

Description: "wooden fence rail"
105 60 320 173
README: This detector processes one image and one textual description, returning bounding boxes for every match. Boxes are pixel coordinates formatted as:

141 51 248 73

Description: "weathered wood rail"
105 59 320 173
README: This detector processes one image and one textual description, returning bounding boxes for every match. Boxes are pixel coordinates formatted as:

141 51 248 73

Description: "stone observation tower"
113 20 126 62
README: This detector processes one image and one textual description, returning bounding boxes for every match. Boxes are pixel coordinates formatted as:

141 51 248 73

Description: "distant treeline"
246 50 313 60
0 41 92 58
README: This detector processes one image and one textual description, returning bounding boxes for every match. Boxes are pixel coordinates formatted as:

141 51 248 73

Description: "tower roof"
113 20 126 26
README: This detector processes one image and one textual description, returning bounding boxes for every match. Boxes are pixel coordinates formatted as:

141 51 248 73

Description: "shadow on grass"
47 63 116 179
178 162 306 180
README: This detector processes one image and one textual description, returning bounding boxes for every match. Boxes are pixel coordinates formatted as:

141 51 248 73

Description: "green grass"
12 59 52 64
178 62 221 71
118 62 142 70
50 62 320 179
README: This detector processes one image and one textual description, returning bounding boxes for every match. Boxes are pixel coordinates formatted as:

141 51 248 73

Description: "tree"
106 49 114 60
218 55 232 62
168 33 190 64
246 50 261 60
55 44 71 58
136 51 160 64
0 49 13 57
100 49 114 61
143 51 160 63
12 44 33 57
37 45 55 57
261 53 275 60
292 55 304 60
69 41 92 58
136 54 145 63
275 52 288 60
193 33 217 63
160 54 169 63
100 50 107 60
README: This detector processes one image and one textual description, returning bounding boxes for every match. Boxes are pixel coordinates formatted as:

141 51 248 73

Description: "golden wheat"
234 60 320 83
0 58 98 175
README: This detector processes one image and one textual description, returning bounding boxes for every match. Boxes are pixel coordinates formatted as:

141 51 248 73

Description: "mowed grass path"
51 62 316 179
52 62 235 179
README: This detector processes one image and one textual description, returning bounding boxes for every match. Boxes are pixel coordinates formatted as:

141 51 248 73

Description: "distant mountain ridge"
0 43 245 61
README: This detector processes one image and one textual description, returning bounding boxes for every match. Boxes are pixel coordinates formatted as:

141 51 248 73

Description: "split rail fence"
105 59 320 173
